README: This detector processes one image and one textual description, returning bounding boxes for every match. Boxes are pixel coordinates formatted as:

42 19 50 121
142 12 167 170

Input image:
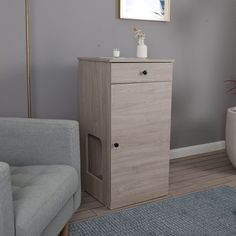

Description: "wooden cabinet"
79 58 173 209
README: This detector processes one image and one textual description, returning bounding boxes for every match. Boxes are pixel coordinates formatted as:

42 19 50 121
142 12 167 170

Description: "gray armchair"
0 118 81 236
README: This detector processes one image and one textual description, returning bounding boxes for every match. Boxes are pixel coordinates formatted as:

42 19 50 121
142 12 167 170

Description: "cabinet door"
110 82 172 209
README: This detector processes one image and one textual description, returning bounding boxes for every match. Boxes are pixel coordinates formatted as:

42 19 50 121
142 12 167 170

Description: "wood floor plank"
70 210 96 222
226 181 236 188
169 175 236 196
170 165 235 184
170 154 228 171
170 154 228 168
170 169 236 191
170 150 226 164
170 159 231 177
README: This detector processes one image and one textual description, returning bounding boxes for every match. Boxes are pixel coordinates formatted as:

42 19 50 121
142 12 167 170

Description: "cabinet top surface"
78 57 174 63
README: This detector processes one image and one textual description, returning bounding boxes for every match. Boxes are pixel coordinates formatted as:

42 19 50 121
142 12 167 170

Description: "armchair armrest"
0 162 14 236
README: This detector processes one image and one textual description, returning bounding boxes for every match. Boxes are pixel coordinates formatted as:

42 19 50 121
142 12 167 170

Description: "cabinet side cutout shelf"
87 134 103 180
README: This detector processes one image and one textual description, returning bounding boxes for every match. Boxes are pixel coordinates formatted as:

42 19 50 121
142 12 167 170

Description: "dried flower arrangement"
133 27 145 40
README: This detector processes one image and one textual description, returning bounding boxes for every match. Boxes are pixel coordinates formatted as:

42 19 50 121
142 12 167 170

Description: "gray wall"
0 0 236 148
0 0 27 117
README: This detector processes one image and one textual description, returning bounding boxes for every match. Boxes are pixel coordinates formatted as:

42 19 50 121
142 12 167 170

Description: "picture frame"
120 0 170 22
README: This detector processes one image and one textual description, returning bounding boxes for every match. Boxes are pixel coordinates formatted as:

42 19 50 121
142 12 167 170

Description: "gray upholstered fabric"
11 165 78 236
0 118 81 236
0 118 80 168
0 162 14 236
41 198 74 236
0 118 81 211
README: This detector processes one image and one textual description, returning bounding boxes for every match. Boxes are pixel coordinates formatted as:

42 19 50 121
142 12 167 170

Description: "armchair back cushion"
0 118 80 170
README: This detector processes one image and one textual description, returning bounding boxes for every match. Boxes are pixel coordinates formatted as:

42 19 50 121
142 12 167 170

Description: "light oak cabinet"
79 58 173 209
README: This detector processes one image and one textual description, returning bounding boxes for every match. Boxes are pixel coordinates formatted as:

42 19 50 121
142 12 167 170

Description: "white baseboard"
170 141 226 160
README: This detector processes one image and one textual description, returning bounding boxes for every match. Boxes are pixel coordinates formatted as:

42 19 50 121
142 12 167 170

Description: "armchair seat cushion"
10 165 78 236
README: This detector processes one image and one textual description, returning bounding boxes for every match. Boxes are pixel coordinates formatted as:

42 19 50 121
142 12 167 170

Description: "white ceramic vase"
226 107 236 167
136 38 148 58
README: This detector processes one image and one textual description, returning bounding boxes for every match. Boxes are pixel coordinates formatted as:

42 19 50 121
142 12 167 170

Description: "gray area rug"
69 186 236 236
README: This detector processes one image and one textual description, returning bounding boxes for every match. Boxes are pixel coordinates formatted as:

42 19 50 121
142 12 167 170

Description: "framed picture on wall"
120 0 170 22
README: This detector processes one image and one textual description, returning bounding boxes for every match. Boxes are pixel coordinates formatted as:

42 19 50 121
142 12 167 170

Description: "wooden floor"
70 150 236 223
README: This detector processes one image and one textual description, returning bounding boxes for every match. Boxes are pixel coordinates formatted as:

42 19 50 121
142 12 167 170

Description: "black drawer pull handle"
142 70 148 75
114 143 119 148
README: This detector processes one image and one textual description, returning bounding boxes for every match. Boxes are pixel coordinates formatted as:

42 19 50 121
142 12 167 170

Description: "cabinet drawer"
111 63 172 84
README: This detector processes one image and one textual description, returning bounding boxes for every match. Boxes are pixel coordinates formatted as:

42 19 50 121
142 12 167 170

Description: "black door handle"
142 70 148 75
